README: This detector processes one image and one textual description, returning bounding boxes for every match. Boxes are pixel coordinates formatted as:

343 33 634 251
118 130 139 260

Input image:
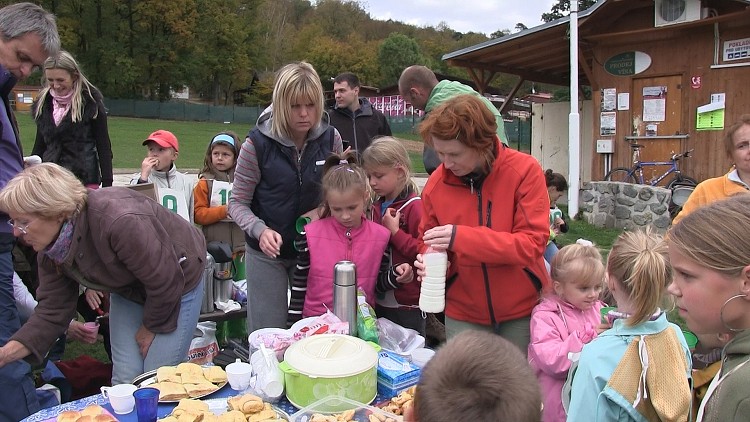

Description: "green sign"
604 51 651 76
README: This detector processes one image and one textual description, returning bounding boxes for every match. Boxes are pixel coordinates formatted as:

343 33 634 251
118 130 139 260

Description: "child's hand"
140 156 159 180
382 209 401 235
578 323 596 343
414 254 425 281
554 217 565 228
394 263 413 284
85 288 104 311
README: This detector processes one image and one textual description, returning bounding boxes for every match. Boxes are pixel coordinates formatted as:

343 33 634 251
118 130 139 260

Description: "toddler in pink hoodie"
528 242 606 422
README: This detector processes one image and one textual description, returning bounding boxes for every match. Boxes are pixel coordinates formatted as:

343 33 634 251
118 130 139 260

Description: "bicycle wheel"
666 176 698 189
605 168 637 183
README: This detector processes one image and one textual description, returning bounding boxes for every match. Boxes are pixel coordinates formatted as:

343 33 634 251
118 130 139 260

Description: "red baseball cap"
143 130 179 152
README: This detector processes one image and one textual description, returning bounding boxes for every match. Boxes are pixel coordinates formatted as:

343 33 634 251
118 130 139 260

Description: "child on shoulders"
529 242 605 422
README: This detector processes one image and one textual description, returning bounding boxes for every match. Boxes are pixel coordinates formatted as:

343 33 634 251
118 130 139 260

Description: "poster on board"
600 112 616 136
643 86 666 122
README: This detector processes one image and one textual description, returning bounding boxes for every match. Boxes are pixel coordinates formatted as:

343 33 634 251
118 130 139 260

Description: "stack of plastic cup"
419 248 447 313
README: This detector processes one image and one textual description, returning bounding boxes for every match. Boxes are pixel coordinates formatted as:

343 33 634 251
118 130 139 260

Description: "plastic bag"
356 288 379 344
187 321 220 364
291 311 349 340
249 345 284 402
377 317 425 355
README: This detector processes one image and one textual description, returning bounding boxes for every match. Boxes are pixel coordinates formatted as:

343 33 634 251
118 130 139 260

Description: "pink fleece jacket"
528 295 605 422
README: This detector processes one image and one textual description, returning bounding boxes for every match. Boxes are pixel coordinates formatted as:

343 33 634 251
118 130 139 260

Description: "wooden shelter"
11 85 40 112
443 0 750 182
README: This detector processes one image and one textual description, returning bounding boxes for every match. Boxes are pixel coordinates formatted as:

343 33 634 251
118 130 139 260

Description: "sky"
360 0 558 36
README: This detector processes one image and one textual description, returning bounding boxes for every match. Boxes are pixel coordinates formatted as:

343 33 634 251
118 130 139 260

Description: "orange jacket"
672 171 748 225
194 178 245 252
194 178 228 225
420 141 550 326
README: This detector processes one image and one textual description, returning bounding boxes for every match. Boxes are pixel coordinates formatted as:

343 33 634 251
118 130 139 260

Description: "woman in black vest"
228 61 343 332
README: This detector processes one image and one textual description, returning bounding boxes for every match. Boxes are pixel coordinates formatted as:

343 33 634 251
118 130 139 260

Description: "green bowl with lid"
279 334 380 412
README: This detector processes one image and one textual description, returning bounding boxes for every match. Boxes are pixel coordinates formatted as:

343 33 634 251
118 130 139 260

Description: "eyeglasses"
7 219 31 234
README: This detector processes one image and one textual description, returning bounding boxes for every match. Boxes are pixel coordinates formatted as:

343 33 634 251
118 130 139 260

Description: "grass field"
14 112 427 173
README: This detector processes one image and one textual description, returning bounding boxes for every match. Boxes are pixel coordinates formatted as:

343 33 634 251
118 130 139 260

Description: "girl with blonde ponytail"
567 229 693 421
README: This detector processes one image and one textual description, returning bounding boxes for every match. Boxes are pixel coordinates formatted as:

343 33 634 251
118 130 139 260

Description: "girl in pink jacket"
528 242 606 422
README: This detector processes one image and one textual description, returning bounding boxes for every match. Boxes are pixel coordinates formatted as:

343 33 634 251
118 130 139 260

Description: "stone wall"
579 181 672 233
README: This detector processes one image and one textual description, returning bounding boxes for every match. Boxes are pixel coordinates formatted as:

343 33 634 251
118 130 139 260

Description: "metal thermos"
333 261 358 336
208 241 234 303
201 252 216 313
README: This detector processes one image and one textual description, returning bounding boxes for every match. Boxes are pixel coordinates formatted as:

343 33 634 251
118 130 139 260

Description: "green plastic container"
279 334 379 412
600 306 617 324
233 251 245 281
682 330 699 349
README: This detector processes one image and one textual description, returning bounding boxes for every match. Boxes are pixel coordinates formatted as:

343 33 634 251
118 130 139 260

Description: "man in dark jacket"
328 72 391 152
0 3 59 420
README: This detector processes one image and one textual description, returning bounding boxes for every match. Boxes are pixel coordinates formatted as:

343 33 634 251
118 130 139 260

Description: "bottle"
419 247 447 313
333 261 358 336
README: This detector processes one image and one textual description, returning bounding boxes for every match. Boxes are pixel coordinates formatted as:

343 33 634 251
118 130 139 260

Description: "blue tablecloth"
22 386 389 421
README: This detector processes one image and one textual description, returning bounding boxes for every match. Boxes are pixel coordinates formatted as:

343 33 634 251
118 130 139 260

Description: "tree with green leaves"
542 0 597 22
377 33 424 87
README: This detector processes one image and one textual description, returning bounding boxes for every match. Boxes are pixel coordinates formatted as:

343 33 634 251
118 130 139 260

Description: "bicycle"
604 143 697 189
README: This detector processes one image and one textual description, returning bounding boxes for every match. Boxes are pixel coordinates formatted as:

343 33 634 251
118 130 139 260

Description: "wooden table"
198 306 247 323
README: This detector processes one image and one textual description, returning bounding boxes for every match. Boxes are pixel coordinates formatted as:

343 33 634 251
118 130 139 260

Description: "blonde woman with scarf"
32 50 112 189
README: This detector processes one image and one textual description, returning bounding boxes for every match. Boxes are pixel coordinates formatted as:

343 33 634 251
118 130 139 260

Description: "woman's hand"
136 325 155 358
67 320 98 344
85 288 104 311
259 228 283 258
382 209 401 235
0 341 30 368
394 263 413 284
422 225 454 250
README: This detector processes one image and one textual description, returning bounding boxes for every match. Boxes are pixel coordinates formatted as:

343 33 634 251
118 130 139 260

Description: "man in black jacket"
328 72 391 152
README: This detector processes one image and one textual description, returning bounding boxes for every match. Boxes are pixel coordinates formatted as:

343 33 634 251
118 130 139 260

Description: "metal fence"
104 99 531 152
105 99 266 125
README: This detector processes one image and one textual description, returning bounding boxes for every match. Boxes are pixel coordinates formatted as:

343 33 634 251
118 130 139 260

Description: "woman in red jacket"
414 94 550 353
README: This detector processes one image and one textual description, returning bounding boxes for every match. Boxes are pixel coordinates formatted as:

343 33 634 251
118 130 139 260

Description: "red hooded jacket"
419 140 550 326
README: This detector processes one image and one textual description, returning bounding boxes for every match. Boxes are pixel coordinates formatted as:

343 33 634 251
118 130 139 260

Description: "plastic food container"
290 396 400 421
280 334 379 411
410 348 435 368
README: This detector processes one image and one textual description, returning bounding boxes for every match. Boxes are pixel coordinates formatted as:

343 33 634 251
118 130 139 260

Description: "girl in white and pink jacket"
528 242 607 422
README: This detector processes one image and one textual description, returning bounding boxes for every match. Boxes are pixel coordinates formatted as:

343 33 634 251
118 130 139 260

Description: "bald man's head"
398 65 438 111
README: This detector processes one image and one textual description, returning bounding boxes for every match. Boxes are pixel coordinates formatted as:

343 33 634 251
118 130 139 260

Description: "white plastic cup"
419 296 445 313
422 276 446 286
424 267 447 278
420 289 445 297
423 250 448 267
101 383 137 414
226 359 253 391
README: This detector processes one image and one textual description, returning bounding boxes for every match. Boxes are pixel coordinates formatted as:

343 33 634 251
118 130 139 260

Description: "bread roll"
56 410 80 422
